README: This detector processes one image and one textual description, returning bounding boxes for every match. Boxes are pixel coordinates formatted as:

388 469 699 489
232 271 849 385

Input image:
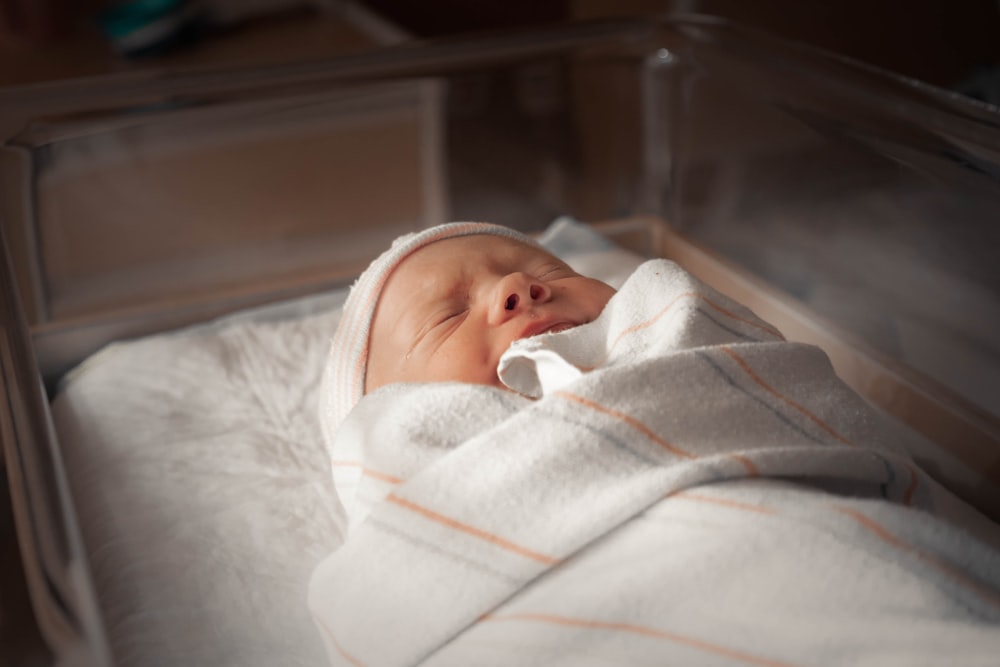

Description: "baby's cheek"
592 282 616 311
459 342 503 387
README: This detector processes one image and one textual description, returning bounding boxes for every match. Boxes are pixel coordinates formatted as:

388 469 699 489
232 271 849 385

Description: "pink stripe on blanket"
386 494 560 565
484 612 802 667
834 506 1000 611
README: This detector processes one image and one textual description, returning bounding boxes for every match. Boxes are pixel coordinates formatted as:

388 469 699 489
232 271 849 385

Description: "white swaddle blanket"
310 260 1000 666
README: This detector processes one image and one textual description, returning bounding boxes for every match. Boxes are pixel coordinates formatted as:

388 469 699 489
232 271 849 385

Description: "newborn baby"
311 222 1000 667
319 222 615 446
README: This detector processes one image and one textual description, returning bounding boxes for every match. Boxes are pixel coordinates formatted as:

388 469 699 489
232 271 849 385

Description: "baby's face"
366 235 616 392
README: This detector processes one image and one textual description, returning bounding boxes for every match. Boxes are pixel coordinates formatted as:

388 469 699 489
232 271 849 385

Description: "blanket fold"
310 260 1000 667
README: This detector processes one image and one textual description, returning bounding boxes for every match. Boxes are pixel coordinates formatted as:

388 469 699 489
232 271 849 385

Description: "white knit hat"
318 222 539 449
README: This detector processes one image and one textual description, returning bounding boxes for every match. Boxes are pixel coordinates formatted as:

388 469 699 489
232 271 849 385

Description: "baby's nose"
492 273 551 322
503 283 547 311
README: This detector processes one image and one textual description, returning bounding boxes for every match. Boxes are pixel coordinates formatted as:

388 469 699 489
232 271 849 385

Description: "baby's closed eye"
536 263 572 279
411 305 463 348
429 305 470 342
438 309 467 325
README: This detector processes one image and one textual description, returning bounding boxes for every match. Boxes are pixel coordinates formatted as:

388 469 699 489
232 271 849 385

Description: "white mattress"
49 219 645 667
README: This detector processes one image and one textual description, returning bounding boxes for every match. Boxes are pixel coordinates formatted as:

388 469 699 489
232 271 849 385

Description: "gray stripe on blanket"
698 349 903 500
368 518 523 585
695 349 833 449
537 410 664 467
696 307 765 343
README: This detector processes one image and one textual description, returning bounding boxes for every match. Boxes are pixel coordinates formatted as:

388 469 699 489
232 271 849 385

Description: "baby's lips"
542 323 576 335
518 319 577 341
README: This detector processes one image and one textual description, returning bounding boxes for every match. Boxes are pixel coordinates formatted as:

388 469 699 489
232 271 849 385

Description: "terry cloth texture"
310 259 1000 666
318 222 538 456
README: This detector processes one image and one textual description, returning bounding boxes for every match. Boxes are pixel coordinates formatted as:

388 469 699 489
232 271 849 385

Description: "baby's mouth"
520 320 577 340
541 322 575 335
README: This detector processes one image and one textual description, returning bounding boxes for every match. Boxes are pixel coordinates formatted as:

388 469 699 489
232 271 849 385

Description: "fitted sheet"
49 219 645 667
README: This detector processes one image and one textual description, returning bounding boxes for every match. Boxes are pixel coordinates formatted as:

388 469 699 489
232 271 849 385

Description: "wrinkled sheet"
311 260 1000 667
52 307 347 667
46 217 644 667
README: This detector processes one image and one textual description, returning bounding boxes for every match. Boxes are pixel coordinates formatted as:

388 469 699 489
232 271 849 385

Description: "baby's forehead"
406 233 553 266
378 234 558 313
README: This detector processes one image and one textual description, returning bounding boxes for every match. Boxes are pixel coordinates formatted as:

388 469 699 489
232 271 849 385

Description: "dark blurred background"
1 0 999 96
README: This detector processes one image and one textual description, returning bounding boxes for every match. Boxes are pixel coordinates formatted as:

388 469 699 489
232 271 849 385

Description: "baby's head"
319 222 615 443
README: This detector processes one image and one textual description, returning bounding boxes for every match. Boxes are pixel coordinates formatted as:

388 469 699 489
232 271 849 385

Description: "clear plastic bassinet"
1 14 998 666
